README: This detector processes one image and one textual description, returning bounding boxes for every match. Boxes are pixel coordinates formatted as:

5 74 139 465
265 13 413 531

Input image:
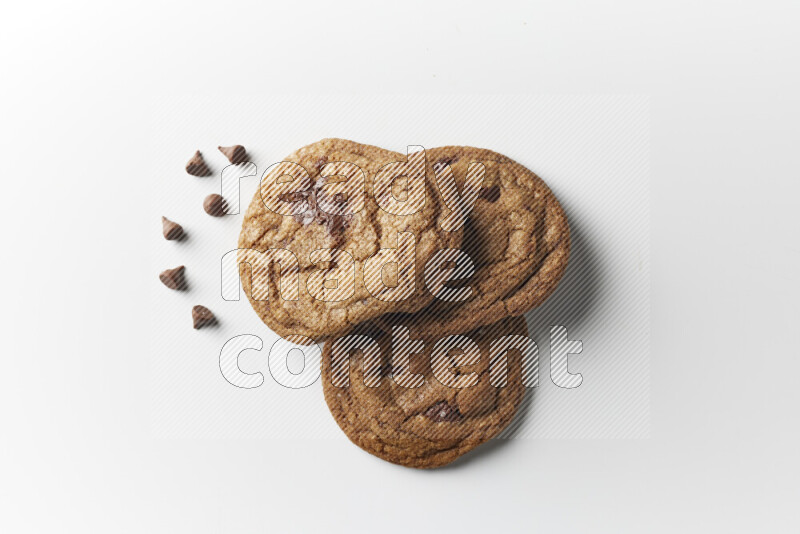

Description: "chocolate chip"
379 362 394 377
432 155 459 173
479 185 501 202
324 213 350 237
186 151 211 177
159 265 186 290
161 216 185 240
315 155 329 174
287 183 352 241
280 190 310 203
423 400 462 423
192 305 216 329
203 194 228 216
218 145 247 164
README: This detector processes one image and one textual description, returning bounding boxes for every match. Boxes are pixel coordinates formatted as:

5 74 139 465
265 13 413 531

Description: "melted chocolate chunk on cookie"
284 189 314 225
479 185 501 202
315 155 329 174
423 400 463 423
432 155 460 173
379 362 394 377
288 181 353 243
280 190 311 203
326 213 350 238
317 194 353 236
381 361 410 379
439 259 457 270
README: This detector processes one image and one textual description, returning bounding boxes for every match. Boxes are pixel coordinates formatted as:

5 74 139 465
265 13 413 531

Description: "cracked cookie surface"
322 316 529 468
377 146 570 338
238 139 462 344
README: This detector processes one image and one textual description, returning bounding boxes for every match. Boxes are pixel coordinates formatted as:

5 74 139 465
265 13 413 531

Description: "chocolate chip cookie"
238 139 462 344
322 315 530 468
377 146 570 338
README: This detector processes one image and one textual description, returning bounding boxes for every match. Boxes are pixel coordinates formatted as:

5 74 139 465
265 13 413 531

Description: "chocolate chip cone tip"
159 265 186 290
192 305 216 329
218 144 247 164
161 216 185 240
186 150 211 177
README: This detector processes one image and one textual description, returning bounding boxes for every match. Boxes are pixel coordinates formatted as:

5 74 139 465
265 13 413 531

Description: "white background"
2 1 799 533
148 94 650 441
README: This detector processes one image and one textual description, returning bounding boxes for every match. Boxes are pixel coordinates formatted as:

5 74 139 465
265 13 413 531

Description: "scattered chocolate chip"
479 185 501 202
192 305 216 329
161 216 185 240
159 265 187 290
203 194 228 216
423 400 462 423
186 151 211 177
218 144 248 164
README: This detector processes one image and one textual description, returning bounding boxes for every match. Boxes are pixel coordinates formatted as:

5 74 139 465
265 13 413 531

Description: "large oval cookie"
238 139 462 343
322 316 529 468
378 146 570 338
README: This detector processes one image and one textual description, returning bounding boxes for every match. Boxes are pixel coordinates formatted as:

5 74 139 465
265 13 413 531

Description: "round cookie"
377 146 570 338
238 139 462 344
322 316 530 468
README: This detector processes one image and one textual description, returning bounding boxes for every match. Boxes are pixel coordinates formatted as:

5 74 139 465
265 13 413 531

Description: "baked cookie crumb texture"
377 145 570 338
322 316 529 468
238 139 462 344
